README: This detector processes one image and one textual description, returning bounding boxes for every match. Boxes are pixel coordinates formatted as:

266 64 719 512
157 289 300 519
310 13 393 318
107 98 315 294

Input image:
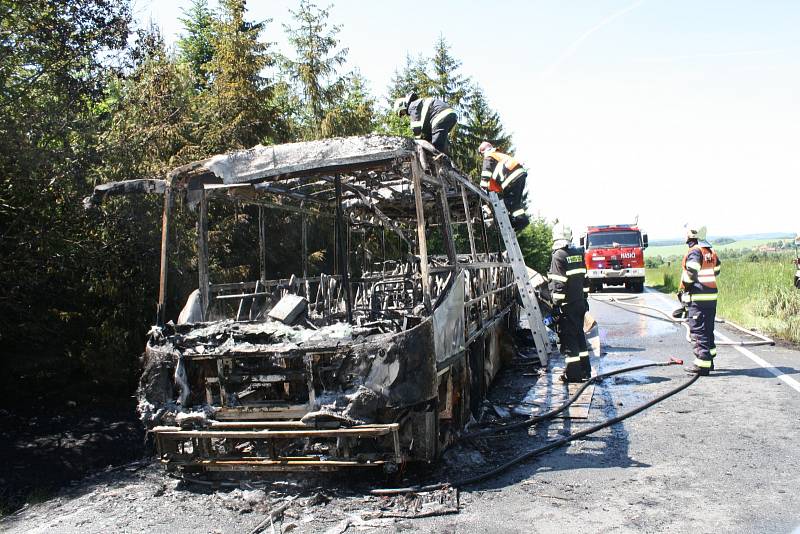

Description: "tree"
379 38 513 177
428 37 473 170
86 28 201 390
282 0 348 139
177 0 216 89
320 71 376 137
386 53 432 100
199 0 279 152
429 36 471 109
0 0 132 404
102 28 197 178
461 86 513 180
517 218 553 274
378 54 431 138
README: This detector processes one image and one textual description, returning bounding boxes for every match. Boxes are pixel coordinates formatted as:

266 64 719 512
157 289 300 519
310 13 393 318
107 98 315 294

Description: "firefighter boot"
561 356 585 383
693 348 715 371
579 354 592 380
511 214 530 232
685 360 711 376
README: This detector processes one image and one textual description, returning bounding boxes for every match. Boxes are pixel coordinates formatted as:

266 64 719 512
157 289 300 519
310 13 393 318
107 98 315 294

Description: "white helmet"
685 224 706 243
552 223 572 243
393 92 417 116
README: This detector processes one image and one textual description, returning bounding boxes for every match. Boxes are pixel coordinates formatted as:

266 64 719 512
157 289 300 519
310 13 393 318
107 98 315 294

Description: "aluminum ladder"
488 192 551 366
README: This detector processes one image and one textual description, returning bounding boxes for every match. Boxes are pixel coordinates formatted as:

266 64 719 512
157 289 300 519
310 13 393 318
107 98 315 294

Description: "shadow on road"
710 366 800 378
0 404 145 514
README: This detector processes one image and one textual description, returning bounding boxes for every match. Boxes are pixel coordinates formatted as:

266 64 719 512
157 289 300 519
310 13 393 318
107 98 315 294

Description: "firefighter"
549 223 591 382
477 141 529 231
794 233 800 289
678 227 722 376
394 92 457 155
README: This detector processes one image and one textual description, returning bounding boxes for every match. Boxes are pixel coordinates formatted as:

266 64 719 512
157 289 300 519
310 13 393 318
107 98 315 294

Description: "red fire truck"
580 224 648 293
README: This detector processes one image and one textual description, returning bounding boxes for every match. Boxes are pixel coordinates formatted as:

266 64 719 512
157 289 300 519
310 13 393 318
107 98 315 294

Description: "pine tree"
387 53 432 101
199 0 278 152
320 71 375 137
379 54 431 137
282 0 348 139
429 36 471 110
428 37 472 172
379 37 516 176
102 28 196 178
461 86 513 180
177 0 216 89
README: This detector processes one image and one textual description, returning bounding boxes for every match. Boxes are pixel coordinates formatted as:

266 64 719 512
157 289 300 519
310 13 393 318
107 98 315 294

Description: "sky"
132 0 800 239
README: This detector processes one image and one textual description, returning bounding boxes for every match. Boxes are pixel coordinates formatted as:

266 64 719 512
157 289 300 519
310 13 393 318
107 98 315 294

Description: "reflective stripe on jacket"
549 246 587 305
408 97 456 139
680 244 721 303
480 150 527 192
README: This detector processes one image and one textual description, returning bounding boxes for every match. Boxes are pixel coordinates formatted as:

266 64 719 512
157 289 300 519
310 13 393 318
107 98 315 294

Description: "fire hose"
590 294 774 347
371 358 696 495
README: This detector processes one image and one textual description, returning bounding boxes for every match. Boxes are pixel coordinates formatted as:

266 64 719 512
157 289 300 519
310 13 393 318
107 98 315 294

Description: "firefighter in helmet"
794 233 800 289
678 226 722 376
394 92 457 156
477 141 530 231
549 223 591 382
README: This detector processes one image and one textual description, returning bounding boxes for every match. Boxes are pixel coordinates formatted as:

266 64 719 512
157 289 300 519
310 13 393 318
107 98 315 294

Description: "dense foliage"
0 0 549 408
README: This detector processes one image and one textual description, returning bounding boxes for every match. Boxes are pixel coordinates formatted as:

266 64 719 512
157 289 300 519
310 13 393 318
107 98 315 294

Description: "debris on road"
369 486 459 519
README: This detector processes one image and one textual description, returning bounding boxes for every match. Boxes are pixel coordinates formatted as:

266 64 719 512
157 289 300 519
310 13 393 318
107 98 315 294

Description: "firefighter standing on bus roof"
394 92 457 155
678 226 722 376
549 223 591 382
477 141 530 231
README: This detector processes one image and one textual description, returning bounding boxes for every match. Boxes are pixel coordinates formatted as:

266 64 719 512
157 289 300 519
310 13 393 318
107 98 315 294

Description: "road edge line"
645 287 800 394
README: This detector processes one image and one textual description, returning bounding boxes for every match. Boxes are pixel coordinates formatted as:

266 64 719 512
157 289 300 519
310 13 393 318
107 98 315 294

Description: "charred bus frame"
87 136 525 473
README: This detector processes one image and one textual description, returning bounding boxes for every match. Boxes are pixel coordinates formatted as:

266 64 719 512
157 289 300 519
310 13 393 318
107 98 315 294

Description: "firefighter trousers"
558 300 589 381
502 176 529 231
502 174 526 209
431 113 457 156
687 302 716 362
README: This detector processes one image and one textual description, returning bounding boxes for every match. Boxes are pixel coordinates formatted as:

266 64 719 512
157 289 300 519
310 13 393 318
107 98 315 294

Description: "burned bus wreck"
88 135 545 473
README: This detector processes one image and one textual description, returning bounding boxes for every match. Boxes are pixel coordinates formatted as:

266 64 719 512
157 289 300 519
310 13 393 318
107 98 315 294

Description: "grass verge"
646 257 800 344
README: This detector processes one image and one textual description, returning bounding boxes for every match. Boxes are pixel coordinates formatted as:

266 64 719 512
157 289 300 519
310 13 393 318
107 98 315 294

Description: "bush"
517 218 552 274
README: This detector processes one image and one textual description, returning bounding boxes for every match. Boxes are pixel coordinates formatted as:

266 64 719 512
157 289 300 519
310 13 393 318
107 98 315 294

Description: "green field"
646 238 788 259
646 256 800 344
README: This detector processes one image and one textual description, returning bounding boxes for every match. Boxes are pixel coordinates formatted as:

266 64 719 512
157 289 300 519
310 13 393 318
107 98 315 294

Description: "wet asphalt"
417 288 800 533
4 289 799 533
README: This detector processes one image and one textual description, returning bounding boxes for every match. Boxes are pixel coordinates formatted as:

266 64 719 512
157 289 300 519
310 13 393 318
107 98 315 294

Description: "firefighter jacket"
548 246 588 305
679 244 721 303
480 150 527 193
408 97 456 140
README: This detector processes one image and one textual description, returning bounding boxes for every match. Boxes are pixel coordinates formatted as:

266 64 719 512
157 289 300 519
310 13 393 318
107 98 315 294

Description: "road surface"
3 290 799 533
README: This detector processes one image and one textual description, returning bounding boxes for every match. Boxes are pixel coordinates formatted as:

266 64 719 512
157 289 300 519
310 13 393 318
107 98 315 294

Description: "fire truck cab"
580 224 648 293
